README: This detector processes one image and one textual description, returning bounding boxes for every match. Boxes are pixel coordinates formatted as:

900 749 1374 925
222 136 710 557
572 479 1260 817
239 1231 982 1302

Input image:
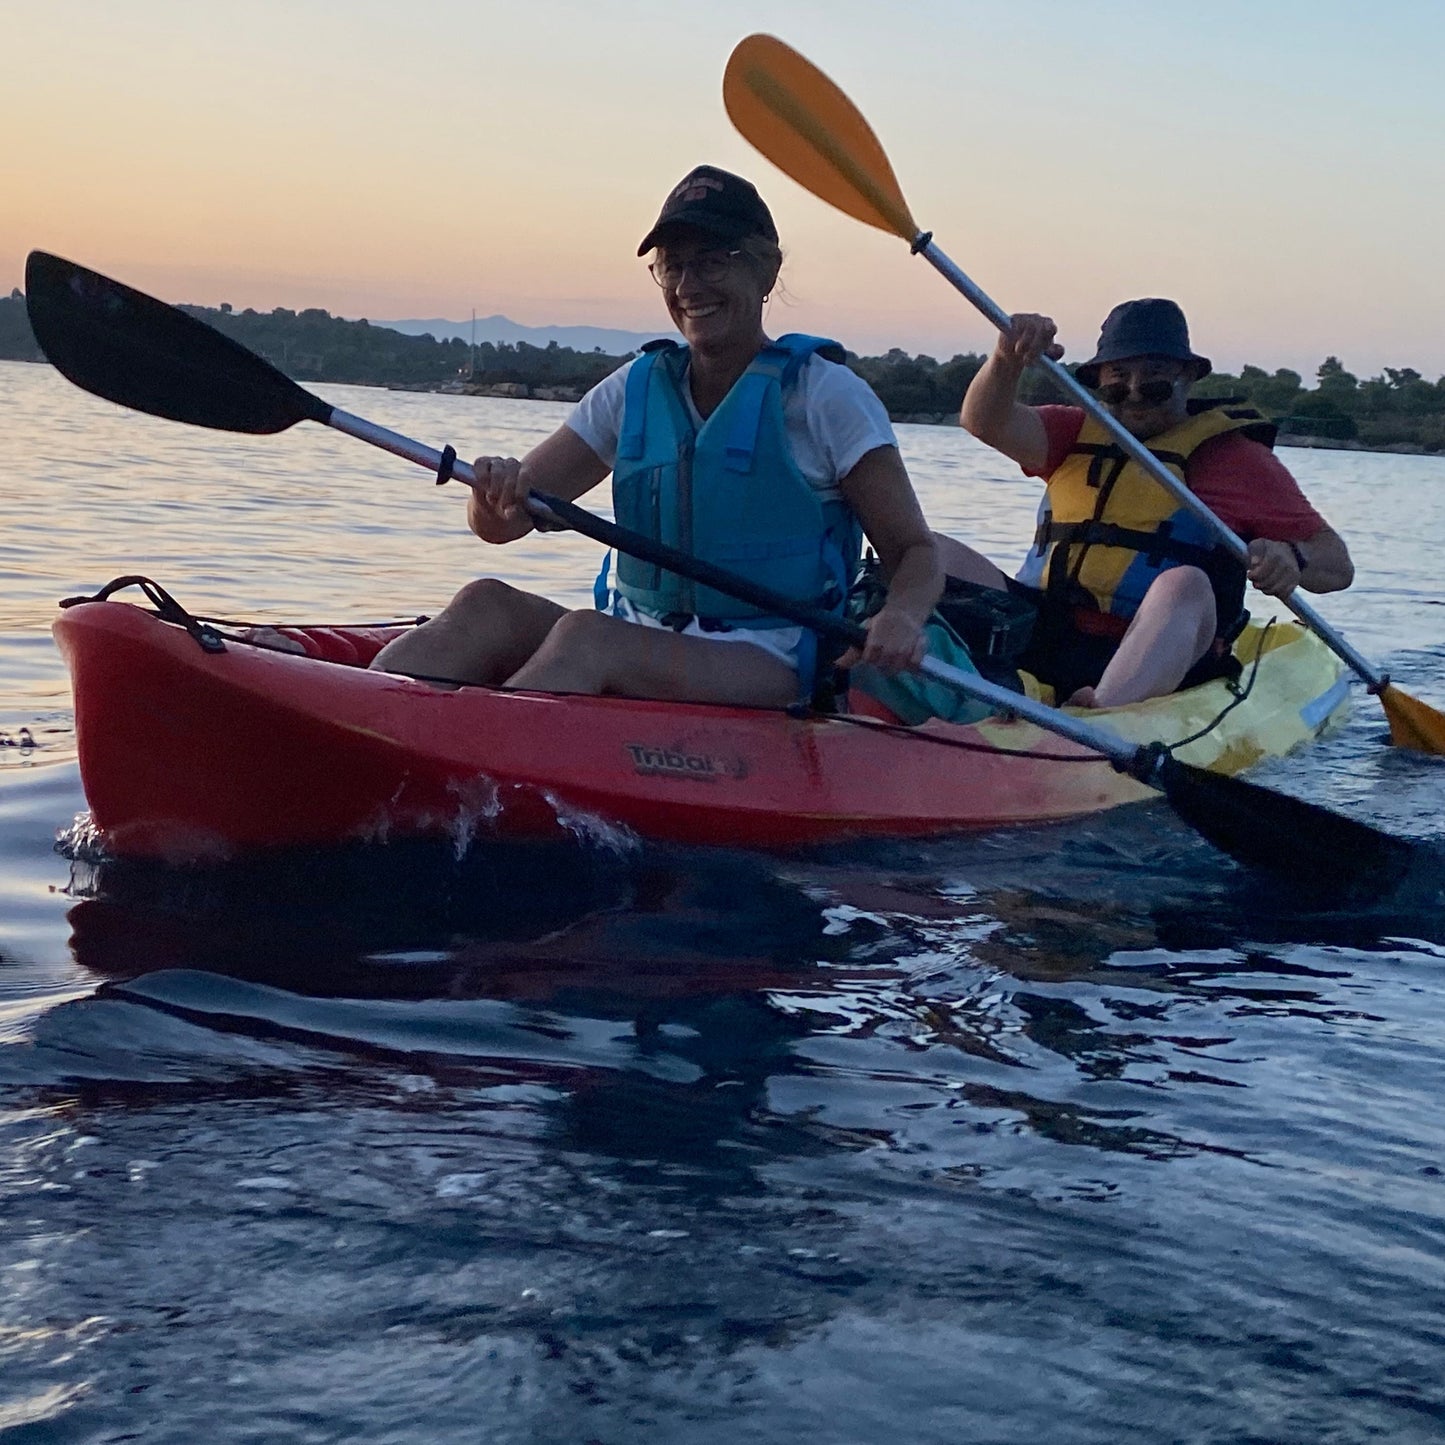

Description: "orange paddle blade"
1381 683 1445 753
724 35 918 241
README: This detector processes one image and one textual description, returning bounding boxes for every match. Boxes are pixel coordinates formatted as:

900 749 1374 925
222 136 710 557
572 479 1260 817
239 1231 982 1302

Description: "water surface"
2 359 1444 1442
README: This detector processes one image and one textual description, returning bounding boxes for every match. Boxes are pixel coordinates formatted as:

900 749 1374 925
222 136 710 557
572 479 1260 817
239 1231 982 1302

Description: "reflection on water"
2 818 1442 1439
2 360 1445 1440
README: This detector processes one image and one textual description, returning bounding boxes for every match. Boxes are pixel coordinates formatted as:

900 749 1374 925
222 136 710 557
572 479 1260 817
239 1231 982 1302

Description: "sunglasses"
1095 378 1179 406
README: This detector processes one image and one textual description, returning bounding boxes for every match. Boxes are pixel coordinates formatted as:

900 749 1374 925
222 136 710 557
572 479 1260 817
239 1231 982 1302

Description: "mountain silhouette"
381 314 674 355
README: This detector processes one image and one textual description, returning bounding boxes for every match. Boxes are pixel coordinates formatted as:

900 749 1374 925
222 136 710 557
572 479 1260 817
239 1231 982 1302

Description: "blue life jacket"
596 336 864 654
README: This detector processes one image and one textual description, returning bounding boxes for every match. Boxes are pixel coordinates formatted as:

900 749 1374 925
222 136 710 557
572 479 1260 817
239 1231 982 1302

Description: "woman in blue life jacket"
370 165 943 708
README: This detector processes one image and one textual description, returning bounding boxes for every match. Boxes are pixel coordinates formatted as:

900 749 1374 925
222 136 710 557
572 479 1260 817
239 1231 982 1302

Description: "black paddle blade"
24 251 330 435
1155 755 1421 898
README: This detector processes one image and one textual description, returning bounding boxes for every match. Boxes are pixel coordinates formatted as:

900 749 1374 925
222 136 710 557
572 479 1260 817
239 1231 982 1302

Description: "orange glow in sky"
6 1 1445 377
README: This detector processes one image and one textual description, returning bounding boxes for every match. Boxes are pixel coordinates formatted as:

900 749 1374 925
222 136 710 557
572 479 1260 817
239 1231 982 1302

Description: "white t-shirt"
565 350 897 503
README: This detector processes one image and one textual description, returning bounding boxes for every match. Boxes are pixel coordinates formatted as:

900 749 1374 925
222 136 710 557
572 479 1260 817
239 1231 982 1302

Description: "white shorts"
609 596 807 676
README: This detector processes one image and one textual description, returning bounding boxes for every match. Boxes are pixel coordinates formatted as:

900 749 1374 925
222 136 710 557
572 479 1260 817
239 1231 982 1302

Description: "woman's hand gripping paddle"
722 33 1445 756
23 249 1425 896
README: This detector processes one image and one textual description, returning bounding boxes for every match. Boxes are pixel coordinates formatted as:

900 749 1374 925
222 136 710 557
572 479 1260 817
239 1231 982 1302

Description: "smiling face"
649 226 777 359
1094 357 1197 439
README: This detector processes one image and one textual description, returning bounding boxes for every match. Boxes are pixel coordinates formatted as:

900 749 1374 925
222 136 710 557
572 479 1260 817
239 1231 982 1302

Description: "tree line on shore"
4 290 1443 451
851 347 1445 451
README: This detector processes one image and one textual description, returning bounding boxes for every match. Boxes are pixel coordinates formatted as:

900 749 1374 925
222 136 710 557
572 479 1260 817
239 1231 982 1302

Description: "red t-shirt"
1032 405 1326 543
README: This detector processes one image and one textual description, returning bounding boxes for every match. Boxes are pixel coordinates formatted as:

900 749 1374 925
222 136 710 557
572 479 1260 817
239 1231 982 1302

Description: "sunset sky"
6 0 1444 378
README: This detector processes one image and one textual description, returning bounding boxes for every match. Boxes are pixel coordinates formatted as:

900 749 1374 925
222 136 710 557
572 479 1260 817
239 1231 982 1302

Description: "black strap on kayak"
818 709 1103 764
1160 619 1272 755
60 575 227 654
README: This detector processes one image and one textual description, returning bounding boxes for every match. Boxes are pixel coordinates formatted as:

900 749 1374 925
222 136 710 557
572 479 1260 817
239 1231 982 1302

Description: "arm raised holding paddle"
945 299 1355 709
958 312 1064 476
722 30 1445 753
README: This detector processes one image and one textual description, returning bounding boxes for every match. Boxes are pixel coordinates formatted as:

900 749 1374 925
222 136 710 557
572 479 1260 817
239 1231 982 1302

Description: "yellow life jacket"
1034 401 1277 625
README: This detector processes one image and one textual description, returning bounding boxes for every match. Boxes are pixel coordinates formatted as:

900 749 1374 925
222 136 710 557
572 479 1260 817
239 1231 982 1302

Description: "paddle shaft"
327 407 486 487
521 492 1148 774
302 395 1158 770
246 399 1432 875
320 410 1153 774
912 238 1387 691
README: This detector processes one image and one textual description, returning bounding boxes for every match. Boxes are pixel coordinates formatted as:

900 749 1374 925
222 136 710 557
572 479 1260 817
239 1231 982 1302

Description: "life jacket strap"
721 336 841 475
616 340 681 461
723 369 776 473
593 550 612 611
1040 518 1220 572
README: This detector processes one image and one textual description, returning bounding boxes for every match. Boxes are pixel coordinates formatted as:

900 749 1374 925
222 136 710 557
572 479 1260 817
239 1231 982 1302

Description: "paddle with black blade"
535 491 1418 895
24 250 473 487
23 250 1421 894
721 33 1445 757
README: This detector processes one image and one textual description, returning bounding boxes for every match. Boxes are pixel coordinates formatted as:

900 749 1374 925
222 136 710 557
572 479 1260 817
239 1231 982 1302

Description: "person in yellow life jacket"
937 298 1354 707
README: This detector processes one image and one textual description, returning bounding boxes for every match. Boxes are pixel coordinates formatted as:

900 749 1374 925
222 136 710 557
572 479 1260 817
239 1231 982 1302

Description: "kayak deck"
54 602 1349 861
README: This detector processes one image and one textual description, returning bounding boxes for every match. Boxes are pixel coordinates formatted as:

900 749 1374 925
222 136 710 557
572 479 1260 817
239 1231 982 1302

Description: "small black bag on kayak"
937 576 1036 676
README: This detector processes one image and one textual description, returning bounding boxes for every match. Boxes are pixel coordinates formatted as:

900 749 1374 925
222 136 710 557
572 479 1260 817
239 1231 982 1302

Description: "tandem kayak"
54 598 1350 862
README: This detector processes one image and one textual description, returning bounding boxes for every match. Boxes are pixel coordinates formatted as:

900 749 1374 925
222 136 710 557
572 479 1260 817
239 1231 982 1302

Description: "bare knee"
447 577 531 625
1142 566 1216 646
529 609 613 658
440 577 565 643
515 609 614 687
370 578 564 683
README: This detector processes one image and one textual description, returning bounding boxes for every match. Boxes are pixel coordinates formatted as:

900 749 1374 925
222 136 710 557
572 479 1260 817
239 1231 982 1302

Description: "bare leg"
370 578 567 685
1072 566 1217 709
507 611 799 707
932 532 1011 590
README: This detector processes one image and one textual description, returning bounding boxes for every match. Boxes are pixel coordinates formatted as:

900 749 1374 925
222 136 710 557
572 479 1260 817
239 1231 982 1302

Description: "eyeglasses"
648 249 742 288
1096 378 1179 406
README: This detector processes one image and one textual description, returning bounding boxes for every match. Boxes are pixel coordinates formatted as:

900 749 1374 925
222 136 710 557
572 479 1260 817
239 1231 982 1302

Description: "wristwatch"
1287 541 1308 573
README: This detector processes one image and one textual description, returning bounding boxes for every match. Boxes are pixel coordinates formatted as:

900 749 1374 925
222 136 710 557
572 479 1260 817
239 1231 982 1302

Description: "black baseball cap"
1076 298 1212 388
637 165 778 256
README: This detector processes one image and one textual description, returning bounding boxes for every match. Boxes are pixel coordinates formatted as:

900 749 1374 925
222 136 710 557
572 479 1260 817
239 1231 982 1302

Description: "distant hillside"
4 289 1442 450
384 314 673 353
0 291 629 392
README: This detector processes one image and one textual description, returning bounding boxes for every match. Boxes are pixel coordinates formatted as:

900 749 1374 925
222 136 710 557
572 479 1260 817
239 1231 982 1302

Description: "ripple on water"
2 365 1445 1440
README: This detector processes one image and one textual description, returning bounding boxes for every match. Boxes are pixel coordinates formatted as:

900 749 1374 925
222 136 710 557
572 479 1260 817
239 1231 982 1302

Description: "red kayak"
54 599 1349 862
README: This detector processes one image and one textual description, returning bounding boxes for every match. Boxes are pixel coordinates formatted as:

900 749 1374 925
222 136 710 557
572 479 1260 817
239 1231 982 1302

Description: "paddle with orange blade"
723 33 1445 755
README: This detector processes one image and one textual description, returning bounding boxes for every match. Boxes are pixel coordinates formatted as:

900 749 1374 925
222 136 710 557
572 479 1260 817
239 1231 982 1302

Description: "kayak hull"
54 602 1349 861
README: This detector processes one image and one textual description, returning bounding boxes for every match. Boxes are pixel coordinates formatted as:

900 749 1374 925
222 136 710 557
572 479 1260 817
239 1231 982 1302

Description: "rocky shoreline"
389 379 588 404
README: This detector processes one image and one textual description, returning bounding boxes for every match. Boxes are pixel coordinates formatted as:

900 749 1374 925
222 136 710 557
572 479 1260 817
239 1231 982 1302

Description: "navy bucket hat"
1075 298 1211 389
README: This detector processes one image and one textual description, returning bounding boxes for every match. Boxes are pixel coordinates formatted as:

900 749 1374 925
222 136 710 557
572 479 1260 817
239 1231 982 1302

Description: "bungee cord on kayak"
818 619 1277 767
